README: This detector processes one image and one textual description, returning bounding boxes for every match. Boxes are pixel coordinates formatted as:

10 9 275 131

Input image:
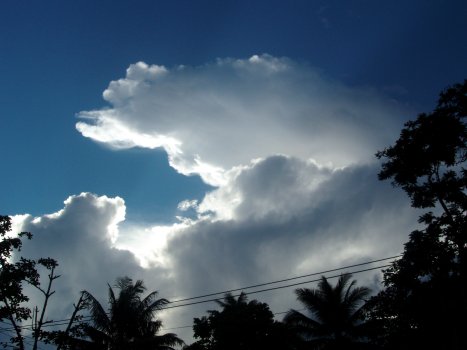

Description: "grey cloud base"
13 158 417 343
13 55 419 343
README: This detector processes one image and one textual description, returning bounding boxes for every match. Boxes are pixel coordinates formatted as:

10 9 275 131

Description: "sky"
1 0 467 345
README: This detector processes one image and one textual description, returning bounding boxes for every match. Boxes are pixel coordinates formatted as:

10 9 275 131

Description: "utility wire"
0 255 398 333
0 261 390 349
161 264 392 310
166 255 400 305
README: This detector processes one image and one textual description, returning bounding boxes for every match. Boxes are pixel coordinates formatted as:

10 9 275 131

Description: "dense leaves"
74 276 183 350
370 80 467 349
0 215 61 350
1 81 466 349
376 80 467 237
285 274 373 350
0 216 35 348
185 293 298 350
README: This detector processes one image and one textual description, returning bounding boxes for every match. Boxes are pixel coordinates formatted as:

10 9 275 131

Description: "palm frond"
142 291 168 311
80 277 180 349
114 276 133 290
107 283 116 309
216 292 247 308
296 288 322 311
318 275 335 299
287 273 373 346
82 290 110 333
284 309 323 339
344 286 371 315
154 333 185 347
82 324 112 344
336 273 353 295
237 292 248 305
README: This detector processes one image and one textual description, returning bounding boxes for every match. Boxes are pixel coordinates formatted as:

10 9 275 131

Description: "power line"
161 325 193 331
0 255 398 333
166 255 400 305
0 261 393 348
158 263 394 331
161 264 392 310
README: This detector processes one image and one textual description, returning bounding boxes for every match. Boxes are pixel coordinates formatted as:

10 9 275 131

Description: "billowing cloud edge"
76 54 410 186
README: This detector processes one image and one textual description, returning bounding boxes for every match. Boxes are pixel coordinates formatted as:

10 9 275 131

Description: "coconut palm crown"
78 276 183 350
284 273 371 350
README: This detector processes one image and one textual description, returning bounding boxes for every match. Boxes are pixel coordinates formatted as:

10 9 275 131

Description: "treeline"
1 80 465 349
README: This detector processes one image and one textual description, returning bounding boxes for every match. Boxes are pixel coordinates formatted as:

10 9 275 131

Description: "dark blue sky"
2 2 467 344
1 0 467 221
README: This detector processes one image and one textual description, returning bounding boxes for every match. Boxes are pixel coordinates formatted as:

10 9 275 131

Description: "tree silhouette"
376 80 467 249
185 292 297 350
369 80 467 349
284 273 373 350
75 276 183 350
0 215 63 350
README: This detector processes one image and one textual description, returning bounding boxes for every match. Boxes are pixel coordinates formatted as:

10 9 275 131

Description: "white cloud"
197 156 334 221
156 159 418 342
9 56 421 344
8 162 419 343
76 54 410 186
177 199 199 211
164 159 417 295
12 193 155 321
116 221 189 268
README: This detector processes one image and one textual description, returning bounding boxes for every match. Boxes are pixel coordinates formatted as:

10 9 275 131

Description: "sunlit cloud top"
76 55 409 186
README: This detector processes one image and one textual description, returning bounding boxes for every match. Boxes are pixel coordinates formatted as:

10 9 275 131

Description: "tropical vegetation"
185 292 298 350
72 276 183 350
0 80 465 349
367 80 467 349
284 273 372 350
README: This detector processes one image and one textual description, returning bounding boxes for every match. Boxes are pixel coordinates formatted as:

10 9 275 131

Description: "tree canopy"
370 80 467 349
2 81 466 349
185 292 297 350
0 215 61 350
72 276 183 350
285 273 372 350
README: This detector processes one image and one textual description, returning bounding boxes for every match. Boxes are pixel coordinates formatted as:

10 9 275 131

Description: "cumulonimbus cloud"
76 54 410 186
71 55 418 312
10 161 419 342
8 55 420 343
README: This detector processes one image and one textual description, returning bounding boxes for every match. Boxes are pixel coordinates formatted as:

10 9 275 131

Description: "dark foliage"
370 80 467 349
0 215 62 350
72 276 183 350
185 292 298 350
285 273 375 350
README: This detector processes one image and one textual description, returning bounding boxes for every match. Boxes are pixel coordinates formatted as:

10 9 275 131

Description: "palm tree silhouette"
76 276 183 350
215 291 248 308
284 273 372 350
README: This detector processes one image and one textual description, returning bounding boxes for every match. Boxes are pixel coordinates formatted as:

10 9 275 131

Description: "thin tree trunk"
32 267 58 350
1 297 24 350
57 292 86 350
